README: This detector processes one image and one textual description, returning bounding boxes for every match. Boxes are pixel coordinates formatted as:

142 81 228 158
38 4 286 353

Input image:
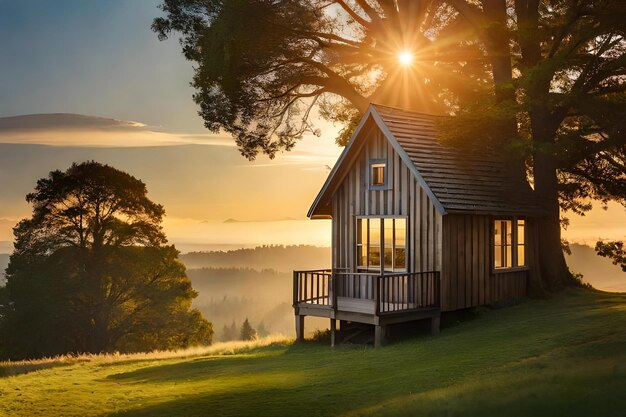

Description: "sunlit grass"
1 289 625 417
0 334 291 378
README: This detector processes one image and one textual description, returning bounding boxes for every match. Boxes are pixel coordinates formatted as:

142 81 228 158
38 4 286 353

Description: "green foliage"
0 162 212 360
595 240 626 272
239 318 256 341
440 0 626 216
1 289 625 416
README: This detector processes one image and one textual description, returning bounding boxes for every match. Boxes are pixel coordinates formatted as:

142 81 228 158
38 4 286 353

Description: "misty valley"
1 243 623 341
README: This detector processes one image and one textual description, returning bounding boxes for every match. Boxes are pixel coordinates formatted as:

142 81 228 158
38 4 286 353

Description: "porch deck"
293 269 441 347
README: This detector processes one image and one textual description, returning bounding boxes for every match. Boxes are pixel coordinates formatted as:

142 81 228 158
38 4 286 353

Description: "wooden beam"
330 319 337 347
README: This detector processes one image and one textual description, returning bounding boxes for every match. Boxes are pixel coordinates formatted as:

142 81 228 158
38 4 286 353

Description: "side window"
494 220 513 268
517 219 526 266
494 218 526 269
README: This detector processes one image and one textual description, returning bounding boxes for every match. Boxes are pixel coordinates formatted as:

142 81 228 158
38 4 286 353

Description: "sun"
398 51 414 66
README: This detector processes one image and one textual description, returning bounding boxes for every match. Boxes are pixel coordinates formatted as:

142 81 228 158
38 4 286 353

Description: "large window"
494 218 526 269
357 218 406 271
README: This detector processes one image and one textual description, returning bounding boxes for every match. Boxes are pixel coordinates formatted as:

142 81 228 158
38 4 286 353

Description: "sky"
0 0 624 254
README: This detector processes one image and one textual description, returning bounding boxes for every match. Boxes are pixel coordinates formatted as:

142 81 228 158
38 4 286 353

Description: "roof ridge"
370 103 448 118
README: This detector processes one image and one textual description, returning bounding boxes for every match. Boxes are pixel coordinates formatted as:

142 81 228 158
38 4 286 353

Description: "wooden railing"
293 269 333 306
294 269 440 314
376 271 440 314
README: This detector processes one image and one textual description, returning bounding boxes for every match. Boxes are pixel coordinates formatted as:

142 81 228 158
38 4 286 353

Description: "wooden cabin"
293 104 543 347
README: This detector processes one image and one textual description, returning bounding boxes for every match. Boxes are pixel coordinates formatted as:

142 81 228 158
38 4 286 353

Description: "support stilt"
295 315 305 342
431 316 440 335
330 319 336 347
374 325 385 348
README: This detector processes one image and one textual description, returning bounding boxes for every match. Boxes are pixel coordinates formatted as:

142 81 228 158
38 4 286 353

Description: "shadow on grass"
104 347 626 417
0 360 86 378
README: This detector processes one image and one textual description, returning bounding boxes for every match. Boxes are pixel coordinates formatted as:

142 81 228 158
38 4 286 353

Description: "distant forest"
1 244 623 340
183 246 331 339
179 245 331 271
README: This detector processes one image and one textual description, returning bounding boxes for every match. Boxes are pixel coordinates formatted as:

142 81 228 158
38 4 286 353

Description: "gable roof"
308 104 543 218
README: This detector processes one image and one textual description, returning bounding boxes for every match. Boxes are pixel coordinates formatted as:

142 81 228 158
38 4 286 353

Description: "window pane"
384 219 393 248
357 245 366 267
384 247 393 270
517 219 525 245
357 219 367 245
518 245 525 266
371 164 385 186
505 220 512 246
494 221 502 245
394 248 406 269
494 245 502 268
395 218 406 248
369 218 380 245
368 246 380 267
372 164 385 186
506 244 512 267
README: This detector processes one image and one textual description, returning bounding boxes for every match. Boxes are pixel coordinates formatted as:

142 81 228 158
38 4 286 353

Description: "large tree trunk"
84 247 111 353
531 116 572 290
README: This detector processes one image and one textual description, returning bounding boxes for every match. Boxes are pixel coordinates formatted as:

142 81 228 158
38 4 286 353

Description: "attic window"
369 160 388 189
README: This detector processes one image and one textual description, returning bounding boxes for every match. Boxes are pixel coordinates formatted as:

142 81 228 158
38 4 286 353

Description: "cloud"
0 113 148 132
0 113 235 148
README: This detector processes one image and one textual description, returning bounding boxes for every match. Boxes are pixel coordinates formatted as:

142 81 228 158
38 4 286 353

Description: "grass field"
1 288 625 417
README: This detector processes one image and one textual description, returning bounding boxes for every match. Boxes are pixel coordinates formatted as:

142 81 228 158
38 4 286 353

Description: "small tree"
240 318 257 341
222 320 239 342
256 321 268 338
0 162 213 359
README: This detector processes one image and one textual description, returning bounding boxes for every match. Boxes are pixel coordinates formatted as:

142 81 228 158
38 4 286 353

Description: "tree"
153 0 476 157
441 0 626 290
154 1 625 292
596 241 626 272
0 162 212 360
222 320 239 341
240 318 257 341
256 320 269 338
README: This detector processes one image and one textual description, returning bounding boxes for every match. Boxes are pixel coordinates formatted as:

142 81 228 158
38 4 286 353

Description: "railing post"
436 271 441 308
293 271 298 307
375 275 381 315
332 271 338 313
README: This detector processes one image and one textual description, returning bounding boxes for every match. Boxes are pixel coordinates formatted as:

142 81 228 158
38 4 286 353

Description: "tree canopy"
153 0 476 158
0 162 212 360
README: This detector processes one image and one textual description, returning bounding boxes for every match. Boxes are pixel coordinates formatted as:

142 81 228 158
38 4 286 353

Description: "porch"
293 269 441 347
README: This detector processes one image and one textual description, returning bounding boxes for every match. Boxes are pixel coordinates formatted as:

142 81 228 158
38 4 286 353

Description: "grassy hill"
1 288 624 417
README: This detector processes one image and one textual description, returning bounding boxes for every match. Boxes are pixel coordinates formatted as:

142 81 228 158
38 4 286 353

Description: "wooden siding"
331 122 442 279
441 214 528 311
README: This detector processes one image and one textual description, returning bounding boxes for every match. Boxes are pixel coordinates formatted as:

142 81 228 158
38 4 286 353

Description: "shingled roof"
309 104 543 217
